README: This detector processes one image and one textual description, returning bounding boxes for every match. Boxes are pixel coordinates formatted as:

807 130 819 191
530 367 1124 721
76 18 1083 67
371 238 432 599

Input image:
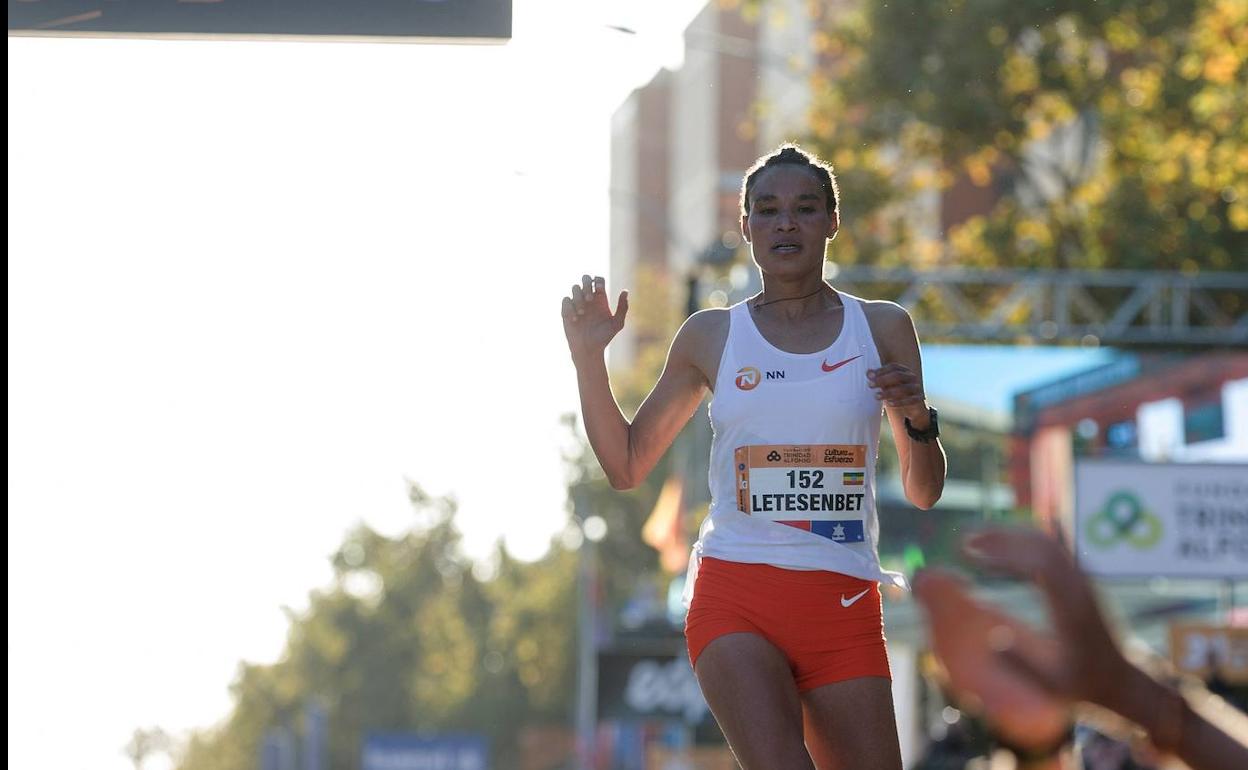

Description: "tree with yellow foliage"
784 0 1245 280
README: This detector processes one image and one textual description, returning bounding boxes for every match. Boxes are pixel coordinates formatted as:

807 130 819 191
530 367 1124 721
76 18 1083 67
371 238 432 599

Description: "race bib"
735 444 868 543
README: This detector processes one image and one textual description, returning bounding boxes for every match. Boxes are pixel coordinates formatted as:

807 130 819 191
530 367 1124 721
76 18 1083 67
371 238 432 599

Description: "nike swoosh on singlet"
821 354 862 373
840 588 871 608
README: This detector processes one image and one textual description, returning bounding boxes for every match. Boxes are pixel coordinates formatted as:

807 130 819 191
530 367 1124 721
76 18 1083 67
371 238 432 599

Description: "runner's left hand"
866 364 926 418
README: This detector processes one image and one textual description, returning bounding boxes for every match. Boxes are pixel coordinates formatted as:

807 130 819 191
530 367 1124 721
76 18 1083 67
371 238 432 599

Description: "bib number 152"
786 470 825 489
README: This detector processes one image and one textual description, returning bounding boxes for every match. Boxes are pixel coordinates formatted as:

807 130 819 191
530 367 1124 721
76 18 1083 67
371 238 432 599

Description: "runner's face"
742 165 838 278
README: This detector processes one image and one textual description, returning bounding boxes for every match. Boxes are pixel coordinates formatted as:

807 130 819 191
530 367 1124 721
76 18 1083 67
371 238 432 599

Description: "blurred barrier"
1170 624 1248 684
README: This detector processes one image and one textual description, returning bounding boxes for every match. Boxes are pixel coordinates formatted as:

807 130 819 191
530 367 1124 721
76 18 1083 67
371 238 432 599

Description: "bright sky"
923 344 1118 415
8 2 707 768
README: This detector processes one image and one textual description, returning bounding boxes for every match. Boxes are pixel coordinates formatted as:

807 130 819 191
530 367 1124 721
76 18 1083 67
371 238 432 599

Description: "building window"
1184 400 1225 445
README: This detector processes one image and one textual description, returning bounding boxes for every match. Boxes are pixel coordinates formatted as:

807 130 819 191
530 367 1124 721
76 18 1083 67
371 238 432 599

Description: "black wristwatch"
904 406 940 443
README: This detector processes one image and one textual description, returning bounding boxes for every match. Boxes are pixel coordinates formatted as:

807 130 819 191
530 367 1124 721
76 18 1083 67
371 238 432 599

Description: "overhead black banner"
8 0 512 42
597 650 713 725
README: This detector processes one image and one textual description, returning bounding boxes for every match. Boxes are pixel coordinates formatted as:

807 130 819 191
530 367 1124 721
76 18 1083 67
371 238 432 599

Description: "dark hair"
740 144 839 217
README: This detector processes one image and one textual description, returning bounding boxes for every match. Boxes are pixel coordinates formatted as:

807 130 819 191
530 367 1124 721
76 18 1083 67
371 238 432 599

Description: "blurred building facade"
609 0 825 369
610 67 675 370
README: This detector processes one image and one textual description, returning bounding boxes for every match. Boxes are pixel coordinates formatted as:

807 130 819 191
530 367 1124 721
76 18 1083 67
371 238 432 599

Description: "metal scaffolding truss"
831 266 1248 346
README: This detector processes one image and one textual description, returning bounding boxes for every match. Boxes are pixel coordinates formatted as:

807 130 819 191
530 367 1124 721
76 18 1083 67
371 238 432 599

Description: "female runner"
562 144 946 769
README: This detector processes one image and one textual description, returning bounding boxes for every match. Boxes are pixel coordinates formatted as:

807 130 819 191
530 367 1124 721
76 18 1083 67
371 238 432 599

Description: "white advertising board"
1073 460 1248 578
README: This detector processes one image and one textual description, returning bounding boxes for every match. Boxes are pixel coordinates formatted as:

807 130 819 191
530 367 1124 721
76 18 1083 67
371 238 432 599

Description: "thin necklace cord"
753 285 828 310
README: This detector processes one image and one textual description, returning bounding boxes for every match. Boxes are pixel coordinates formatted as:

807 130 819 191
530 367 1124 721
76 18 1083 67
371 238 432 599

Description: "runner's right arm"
562 275 710 490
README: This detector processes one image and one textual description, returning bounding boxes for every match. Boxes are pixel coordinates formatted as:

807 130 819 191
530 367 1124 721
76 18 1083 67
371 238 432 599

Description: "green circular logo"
1086 491 1162 549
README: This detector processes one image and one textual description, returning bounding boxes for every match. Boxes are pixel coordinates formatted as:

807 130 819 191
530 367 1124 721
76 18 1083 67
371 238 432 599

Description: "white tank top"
684 291 908 605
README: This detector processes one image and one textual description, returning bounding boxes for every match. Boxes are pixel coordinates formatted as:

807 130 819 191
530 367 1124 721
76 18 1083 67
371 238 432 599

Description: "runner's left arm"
867 303 946 510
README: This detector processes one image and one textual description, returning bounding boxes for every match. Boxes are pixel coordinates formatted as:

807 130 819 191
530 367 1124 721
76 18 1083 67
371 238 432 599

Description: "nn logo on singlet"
735 366 760 390
735 366 785 390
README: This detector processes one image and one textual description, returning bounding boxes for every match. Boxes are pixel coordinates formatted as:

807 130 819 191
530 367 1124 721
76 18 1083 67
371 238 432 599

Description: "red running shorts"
685 556 890 692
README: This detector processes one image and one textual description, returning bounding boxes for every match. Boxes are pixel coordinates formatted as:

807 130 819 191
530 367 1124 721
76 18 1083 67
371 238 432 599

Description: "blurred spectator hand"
957 527 1133 708
916 526 1248 770
913 565 1071 754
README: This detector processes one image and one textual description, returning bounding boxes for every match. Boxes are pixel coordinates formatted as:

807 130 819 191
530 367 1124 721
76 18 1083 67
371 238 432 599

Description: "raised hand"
561 274 629 360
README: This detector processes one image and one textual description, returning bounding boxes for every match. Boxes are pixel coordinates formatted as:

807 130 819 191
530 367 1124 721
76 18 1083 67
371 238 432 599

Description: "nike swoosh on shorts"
840 588 870 607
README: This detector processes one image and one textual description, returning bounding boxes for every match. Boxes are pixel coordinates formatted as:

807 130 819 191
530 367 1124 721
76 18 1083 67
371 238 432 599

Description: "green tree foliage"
783 0 1246 280
175 484 577 770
